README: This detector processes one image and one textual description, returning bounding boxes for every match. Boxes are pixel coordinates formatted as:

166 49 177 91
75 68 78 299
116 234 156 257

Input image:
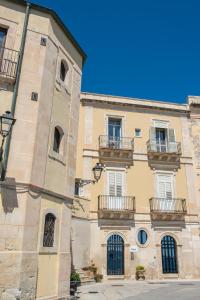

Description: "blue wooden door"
161 235 178 273
107 234 124 275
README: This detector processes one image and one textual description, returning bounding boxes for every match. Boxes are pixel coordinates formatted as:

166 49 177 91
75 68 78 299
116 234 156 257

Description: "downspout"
1 2 31 180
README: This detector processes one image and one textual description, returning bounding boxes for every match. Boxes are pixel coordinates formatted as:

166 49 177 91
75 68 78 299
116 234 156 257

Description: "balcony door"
107 171 124 209
0 28 7 72
156 128 167 152
0 28 7 49
108 118 121 148
157 174 175 211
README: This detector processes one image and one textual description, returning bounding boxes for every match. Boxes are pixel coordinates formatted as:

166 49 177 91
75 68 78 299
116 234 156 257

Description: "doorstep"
163 273 179 279
107 275 125 280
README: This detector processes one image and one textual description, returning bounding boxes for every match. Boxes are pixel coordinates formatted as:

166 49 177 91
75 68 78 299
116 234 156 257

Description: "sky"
32 0 200 103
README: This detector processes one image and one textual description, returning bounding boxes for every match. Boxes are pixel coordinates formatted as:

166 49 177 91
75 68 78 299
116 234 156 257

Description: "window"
108 118 122 139
108 171 123 197
150 126 176 152
53 126 63 153
74 180 83 197
156 173 176 211
43 213 56 247
0 28 7 49
106 171 125 209
138 230 148 245
157 174 174 200
135 128 141 137
60 59 68 82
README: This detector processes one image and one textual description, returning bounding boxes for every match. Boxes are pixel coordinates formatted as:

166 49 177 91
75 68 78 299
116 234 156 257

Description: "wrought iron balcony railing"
99 135 134 151
147 140 181 154
149 197 187 214
0 47 19 79
98 195 135 211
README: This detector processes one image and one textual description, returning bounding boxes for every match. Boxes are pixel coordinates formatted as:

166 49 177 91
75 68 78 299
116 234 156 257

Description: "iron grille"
98 195 135 211
99 135 134 150
147 140 181 154
0 47 19 79
43 213 56 247
149 198 187 214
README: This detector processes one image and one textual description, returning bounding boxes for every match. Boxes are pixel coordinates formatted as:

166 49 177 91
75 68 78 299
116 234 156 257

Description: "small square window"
135 128 142 137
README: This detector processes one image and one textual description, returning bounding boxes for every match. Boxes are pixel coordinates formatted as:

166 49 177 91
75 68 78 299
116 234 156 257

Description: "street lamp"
92 163 104 182
76 163 104 187
0 111 16 161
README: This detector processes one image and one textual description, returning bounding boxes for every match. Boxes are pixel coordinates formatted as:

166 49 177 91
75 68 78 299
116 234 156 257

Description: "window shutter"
157 174 174 199
108 172 115 196
168 128 175 142
168 128 177 152
150 127 156 141
158 181 165 198
166 182 173 199
116 172 123 196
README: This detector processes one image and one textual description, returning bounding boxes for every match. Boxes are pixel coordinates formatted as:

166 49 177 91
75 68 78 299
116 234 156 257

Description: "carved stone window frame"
49 121 67 165
55 48 72 95
39 208 59 254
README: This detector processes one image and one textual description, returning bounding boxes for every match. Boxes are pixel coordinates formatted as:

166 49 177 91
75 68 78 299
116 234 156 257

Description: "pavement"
76 280 200 300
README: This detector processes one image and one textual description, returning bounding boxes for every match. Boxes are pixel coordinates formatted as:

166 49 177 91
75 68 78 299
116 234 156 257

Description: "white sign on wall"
130 245 138 253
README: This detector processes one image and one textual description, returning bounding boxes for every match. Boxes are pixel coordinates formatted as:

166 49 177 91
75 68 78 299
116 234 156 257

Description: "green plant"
136 265 145 271
70 272 81 282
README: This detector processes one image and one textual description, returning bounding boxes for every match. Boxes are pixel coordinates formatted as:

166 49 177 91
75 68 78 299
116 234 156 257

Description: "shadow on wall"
1 177 18 213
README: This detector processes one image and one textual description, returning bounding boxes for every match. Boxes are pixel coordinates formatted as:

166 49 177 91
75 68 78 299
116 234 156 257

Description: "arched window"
53 126 63 153
60 59 68 82
43 213 56 247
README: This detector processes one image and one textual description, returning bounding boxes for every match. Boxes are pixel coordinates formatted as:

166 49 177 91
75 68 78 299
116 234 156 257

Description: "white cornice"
81 92 189 114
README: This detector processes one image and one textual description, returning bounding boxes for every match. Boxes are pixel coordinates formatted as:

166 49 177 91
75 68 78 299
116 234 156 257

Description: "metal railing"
147 140 181 154
149 197 187 214
99 135 134 150
98 195 135 211
0 47 19 79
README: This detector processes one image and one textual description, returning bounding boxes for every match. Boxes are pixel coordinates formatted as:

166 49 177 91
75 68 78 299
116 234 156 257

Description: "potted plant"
136 265 145 280
94 273 103 283
70 271 81 296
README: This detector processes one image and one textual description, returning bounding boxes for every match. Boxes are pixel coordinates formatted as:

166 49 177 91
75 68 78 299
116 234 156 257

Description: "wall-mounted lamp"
0 111 16 162
76 163 104 187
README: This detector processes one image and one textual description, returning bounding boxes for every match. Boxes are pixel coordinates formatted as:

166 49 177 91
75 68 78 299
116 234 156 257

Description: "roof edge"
6 0 87 64
81 92 189 113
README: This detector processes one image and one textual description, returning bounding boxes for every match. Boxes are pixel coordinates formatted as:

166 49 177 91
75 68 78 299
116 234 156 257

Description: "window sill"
55 78 71 95
39 246 58 254
49 149 66 165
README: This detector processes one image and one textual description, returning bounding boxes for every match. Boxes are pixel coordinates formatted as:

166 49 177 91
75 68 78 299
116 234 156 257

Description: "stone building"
0 0 85 299
72 92 200 280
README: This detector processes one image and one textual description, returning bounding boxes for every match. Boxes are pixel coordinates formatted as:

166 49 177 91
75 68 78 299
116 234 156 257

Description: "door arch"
161 235 178 273
107 234 124 275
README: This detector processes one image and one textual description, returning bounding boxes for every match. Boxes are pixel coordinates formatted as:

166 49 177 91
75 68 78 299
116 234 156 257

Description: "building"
72 92 200 280
0 0 85 299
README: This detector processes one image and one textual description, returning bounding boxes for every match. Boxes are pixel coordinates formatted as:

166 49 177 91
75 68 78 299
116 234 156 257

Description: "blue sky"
32 0 200 103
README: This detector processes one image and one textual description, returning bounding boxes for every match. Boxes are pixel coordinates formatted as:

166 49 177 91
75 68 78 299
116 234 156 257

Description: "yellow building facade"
0 0 85 299
73 92 200 280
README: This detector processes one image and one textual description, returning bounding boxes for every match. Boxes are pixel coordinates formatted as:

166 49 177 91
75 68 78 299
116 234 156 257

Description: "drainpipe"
1 2 31 180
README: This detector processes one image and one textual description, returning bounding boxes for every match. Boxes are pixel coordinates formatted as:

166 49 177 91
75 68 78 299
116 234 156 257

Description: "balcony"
0 48 19 84
147 140 181 169
98 195 135 219
149 197 187 221
99 135 134 164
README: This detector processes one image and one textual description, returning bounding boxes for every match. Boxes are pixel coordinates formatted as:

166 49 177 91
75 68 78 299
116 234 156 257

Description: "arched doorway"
161 235 178 273
107 234 124 275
